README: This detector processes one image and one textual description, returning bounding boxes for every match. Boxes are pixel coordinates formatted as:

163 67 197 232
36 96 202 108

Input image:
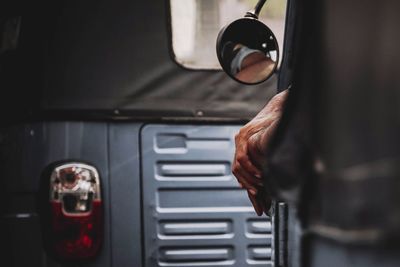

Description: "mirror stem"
245 0 267 19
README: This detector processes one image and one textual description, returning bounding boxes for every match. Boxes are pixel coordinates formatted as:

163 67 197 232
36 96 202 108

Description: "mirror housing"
216 17 279 85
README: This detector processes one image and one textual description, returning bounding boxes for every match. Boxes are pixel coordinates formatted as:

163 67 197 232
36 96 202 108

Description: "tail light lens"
48 163 103 260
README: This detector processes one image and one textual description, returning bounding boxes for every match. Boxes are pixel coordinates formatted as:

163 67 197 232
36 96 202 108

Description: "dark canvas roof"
1 0 277 120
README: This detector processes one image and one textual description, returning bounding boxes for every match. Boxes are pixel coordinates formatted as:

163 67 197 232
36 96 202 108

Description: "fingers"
257 190 272 216
232 156 262 185
247 119 281 168
247 191 263 216
232 90 288 218
232 142 263 189
232 164 262 195
247 188 272 216
264 197 272 216
234 136 263 178
236 149 262 178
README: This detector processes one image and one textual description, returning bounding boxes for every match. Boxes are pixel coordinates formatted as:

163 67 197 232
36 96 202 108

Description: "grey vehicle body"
0 0 296 266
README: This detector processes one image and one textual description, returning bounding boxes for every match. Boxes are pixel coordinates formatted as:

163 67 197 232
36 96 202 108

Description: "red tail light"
48 163 103 260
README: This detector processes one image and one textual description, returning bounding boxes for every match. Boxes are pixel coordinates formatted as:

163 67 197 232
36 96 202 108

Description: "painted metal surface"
141 124 273 267
0 122 111 267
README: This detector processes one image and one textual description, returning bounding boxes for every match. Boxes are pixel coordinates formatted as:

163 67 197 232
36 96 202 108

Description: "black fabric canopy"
1 0 277 120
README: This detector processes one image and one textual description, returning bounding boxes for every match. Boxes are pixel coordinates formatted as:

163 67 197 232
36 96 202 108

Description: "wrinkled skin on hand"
232 90 288 215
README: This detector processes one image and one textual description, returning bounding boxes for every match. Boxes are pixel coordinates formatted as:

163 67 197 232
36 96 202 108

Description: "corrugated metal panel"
141 125 274 267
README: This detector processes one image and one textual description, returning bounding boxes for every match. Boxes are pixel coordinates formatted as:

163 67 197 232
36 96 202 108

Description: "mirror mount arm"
245 0 267 19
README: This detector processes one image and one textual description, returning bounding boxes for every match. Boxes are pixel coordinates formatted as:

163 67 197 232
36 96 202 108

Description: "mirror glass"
216 18 279 85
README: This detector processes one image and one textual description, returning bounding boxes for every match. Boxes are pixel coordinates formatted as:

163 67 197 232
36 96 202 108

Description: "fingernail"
249 189 257 196
255 173 262 179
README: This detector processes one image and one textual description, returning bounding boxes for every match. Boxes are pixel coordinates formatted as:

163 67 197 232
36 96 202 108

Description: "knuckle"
232 167 240 176
231 164 238 172
236 154 246 163
236 128 247 138
234 136 242 145
247 140 255 149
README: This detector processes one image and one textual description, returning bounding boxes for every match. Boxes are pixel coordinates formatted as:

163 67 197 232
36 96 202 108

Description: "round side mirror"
216 17 279 85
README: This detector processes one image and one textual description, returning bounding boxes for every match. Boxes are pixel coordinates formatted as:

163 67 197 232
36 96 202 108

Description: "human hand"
232 90 288 215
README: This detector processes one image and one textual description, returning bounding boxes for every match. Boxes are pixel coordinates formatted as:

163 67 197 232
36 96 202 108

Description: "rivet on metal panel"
196 110 204 116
